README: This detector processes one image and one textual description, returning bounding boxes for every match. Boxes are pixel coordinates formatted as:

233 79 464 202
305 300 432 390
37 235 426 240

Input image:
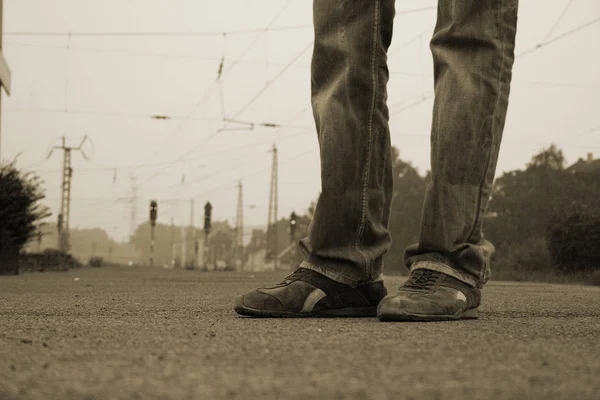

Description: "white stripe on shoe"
300 288 327 313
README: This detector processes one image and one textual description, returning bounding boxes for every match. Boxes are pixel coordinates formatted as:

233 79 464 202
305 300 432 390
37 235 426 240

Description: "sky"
1 0 599 242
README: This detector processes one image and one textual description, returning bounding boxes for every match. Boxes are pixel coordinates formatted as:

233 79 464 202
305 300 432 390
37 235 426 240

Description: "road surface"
1 266 599 399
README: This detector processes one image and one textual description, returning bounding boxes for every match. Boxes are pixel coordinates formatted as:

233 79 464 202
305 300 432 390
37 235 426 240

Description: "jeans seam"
354 0 381 281
466 0 507 285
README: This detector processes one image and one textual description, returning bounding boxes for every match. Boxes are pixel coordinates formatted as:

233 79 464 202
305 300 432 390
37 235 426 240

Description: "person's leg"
298 0 396 287
379 0 519 321
234 0 396 317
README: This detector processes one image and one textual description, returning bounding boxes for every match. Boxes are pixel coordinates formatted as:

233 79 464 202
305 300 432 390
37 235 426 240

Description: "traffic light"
149 200 158 227
290 211 297 240
204 201 212 234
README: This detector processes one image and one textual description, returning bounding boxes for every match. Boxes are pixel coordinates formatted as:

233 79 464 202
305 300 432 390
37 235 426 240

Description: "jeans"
298 0 519 288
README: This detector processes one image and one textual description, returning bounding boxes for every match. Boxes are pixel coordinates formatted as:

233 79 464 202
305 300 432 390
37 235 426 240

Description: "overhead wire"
83 124 312 214
5 5 435 38
4 24 313 38
4 41 311 71
133 106 312 194
188 146 319 201
139 0 296 163
388 26 434 54
78 106 313 216
517 16 600 57
3 107 225 121
541 0 576 43
576 126 600 136
228 41 312 122
136 40 312 188
31 125 313 176
38 10 600 212
150 129 314 192
15 4 600 238
389 13 600 117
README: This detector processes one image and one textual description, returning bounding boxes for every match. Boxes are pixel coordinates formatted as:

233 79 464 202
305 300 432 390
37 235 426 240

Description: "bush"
0 229 19 275
546 202 600 275
491 236 555 282
0 161 51 274
89 256 104 267
19 250 82 273
584 270 600 286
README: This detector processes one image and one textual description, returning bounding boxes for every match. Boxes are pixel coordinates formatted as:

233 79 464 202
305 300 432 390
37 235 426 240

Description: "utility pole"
170 217 175 267
189 199 196 269
149 200 157 267
129 176 138 236
290 211 297 244
266 144 278 269
180 223 186 268
234 181 244 270
47 136 90 252
290 211 297 263
204 202 212 269
0 0 12 159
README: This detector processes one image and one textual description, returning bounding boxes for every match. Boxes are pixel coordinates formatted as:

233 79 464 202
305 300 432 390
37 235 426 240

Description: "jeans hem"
300 260 360 287
410 261 480 288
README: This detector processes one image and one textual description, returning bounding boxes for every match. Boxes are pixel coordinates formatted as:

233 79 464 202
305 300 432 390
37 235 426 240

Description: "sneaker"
234 268 387 317
377 269 480 321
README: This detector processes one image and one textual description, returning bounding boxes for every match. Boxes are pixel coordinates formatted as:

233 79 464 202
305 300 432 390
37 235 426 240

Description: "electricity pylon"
47 136 91 252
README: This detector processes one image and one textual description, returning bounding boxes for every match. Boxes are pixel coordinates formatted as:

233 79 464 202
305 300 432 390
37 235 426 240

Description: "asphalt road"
1 266 599 400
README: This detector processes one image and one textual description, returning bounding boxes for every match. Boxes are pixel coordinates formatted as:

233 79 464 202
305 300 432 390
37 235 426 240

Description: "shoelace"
403 269 440 291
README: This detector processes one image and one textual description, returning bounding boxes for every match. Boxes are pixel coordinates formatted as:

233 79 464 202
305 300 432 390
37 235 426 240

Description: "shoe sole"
234 304 378 318
377 307 479 322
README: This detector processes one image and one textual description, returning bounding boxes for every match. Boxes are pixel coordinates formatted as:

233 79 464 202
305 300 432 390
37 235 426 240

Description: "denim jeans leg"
404 0 519 288
298 0 396 286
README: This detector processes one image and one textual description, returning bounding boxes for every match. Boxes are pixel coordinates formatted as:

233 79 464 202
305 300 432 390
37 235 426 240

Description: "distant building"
567 152 600 174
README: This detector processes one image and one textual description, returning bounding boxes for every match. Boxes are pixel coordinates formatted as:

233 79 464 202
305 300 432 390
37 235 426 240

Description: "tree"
546 202 600 274
0 161 51 274
486 146 598 250
485 145 600 280
526 143 565 171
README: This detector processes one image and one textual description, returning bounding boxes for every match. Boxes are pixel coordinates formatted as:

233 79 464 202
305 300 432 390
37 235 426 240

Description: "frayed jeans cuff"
410 261 480 288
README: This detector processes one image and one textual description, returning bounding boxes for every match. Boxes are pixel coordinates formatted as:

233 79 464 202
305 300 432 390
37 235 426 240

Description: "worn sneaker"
377 269 480 321
234 268 387 317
